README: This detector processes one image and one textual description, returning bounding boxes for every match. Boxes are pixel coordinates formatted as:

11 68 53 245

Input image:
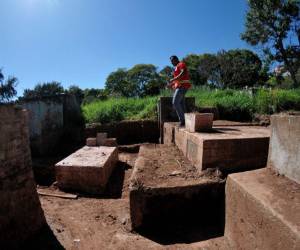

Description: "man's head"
170 55 179 66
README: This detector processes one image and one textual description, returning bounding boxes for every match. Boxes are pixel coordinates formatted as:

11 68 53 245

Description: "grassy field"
82 87 300 124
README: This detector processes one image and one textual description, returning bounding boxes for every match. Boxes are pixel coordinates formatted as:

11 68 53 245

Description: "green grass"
82 97 158 123
82 87 300 124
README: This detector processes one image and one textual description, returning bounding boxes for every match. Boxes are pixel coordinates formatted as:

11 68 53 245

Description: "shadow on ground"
138 219 224 245
24 225 64 250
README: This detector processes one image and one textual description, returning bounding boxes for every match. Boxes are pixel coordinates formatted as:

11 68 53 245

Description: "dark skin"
167 57 186 89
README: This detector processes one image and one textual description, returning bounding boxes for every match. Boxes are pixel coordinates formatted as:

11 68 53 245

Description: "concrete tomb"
165 122 270 172
55 146 118 194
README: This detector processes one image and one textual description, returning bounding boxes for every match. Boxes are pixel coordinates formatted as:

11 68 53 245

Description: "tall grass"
82 87 300 124
82 97 158 123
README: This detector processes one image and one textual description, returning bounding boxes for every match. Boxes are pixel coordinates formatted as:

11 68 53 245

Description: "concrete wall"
0 105 46 249
158 96 195 143
85 120 159 145
268 114 300 184
21 94 84 156
22 98 64 156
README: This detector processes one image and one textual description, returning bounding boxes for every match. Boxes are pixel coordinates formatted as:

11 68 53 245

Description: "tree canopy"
0 69 18 103
22 81 64 99
218 49 263 88
183 54 207 85
241 0 300 87
105 64 163 97
105 68 136 97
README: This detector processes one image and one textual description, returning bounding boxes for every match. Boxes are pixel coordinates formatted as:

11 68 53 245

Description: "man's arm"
170 68 185 82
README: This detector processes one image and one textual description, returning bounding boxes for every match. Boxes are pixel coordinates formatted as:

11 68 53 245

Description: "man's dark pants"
172 88 187 125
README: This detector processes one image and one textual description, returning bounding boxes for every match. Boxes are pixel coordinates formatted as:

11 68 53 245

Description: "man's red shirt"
172 62 191 89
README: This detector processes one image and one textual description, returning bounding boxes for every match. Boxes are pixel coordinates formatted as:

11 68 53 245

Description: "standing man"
168 55 192 126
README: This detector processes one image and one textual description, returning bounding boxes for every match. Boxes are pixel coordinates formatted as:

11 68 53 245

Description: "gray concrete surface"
268 114 300 184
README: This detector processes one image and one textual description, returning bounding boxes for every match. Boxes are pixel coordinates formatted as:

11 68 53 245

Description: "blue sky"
0 0 251 96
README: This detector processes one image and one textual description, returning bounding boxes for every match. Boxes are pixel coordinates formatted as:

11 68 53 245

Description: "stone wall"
0 105 46 249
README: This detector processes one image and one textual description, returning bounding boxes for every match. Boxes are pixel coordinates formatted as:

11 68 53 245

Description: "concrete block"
268 114 300 184
96 132 107 146
163 122 178 145
225 168 300 250
185 113 214 132
175 126 270 172
55 146 118 194
86 137 97 146
174 127 188 156
103 138 118 147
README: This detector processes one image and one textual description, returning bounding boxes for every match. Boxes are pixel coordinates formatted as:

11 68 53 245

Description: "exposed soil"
129 144 225 243
131 144 224 188
25 147 226 249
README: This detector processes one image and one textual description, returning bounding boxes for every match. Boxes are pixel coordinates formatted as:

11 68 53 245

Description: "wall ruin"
0 105 46 249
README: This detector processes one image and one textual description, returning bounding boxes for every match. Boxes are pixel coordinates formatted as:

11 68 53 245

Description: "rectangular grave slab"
173 124 270 172
55 146 118 194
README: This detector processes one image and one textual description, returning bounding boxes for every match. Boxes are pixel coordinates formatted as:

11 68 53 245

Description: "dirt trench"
26 145 225 250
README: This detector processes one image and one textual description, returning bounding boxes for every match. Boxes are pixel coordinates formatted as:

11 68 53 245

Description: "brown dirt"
25 150 225 249
131 144 223 189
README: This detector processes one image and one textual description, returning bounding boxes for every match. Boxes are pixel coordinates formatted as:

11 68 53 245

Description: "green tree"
183 54 207 85
82 88 109 104
0 69 18 103
159 66 173 82
23 81 64 99
67 85 84 103
126 64 163 97
218 49 263 88
197 53 221 87
105 68 136 97
241 0 300 87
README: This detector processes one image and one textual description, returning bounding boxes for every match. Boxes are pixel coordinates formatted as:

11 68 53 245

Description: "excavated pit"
129 144 226 244
22 120 277 249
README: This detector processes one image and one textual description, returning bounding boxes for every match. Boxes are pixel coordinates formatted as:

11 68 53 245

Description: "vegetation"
82 87 300 124
105 64 164 98
22 81 64 99
241 0 300 87
82 96 158 123
18 1 300 123
183 50 265 88
0 69 18 103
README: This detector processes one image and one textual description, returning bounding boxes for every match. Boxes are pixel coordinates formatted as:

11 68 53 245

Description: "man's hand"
166 79 173 89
